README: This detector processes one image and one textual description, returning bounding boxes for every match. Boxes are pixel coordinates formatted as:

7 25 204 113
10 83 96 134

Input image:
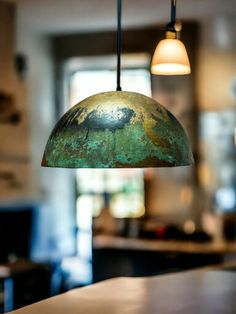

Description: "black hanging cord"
167 0 176 34
171 0 176 24
116 0 122 91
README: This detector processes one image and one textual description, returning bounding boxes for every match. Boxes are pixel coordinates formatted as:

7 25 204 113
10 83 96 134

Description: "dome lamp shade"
42 91 193 168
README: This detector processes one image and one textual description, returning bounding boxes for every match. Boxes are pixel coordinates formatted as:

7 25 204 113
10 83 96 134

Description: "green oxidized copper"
41 91 194 168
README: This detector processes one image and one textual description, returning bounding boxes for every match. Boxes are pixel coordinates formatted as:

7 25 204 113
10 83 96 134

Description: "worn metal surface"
42 91 194 168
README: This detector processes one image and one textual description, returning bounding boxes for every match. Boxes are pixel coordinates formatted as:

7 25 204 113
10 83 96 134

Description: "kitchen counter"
8 269 236 314
94 235 236 254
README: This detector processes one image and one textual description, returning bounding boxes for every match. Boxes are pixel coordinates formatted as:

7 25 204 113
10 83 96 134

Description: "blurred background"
0 0 235 312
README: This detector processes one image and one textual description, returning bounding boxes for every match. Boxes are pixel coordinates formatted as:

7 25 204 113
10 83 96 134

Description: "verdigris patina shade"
42 91 194 168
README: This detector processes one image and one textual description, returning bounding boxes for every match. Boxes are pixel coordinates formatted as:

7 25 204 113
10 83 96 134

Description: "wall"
14 4 76 260
196 16 236 224
0 2 32 202
197 16 236 111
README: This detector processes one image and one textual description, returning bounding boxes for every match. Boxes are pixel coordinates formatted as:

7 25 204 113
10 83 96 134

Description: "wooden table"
8 269 236 314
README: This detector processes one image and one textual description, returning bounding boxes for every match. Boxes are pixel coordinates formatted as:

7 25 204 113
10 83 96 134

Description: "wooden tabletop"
8 269 236 314
93 235 236 254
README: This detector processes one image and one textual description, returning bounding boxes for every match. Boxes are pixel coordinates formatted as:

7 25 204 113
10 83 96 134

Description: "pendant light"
151 0 191 75
42 0 193 168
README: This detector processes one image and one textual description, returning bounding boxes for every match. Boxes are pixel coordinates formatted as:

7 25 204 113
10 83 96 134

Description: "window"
62 54 151 286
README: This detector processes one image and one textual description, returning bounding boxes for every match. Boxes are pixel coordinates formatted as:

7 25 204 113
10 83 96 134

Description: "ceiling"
15 0 236 35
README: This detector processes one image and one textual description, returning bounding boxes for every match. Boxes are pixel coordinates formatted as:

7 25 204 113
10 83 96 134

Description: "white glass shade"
151 39 191 75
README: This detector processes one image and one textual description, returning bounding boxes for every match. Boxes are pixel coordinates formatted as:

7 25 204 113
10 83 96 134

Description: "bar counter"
8 269 236 314
94 235 236 254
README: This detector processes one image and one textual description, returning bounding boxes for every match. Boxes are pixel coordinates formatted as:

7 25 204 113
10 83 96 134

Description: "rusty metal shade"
42 91 194 168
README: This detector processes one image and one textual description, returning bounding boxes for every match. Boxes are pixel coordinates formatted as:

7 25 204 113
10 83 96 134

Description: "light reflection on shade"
151 63 191 75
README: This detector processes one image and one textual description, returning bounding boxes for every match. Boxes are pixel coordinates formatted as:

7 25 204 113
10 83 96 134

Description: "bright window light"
216 187 236 211
70 68 151 106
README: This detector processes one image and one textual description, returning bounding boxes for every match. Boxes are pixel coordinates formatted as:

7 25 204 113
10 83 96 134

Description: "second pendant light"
151 0 191 76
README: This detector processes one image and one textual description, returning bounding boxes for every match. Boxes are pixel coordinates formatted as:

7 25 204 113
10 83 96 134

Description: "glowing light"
151 39 191 75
